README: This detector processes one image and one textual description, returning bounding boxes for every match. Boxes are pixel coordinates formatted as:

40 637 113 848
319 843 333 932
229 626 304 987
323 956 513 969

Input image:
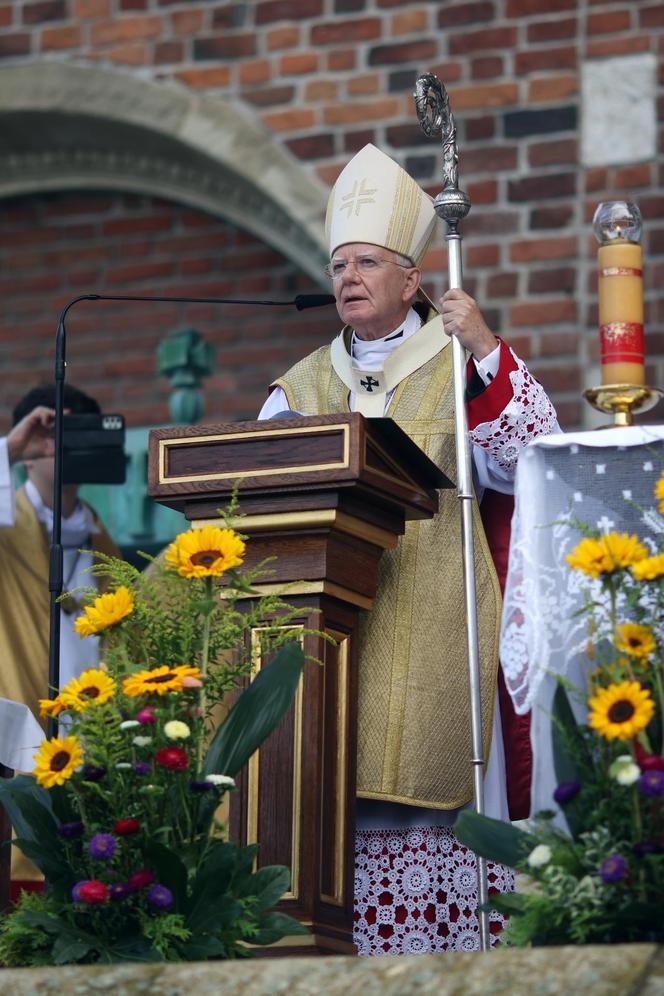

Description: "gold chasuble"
0 487 119 731
273 313 502 810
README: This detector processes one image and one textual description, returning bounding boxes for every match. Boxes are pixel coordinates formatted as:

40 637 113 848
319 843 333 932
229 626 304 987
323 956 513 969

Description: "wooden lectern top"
148 413 450 523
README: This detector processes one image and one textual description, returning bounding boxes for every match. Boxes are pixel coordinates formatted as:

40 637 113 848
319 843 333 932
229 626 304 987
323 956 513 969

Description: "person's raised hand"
440 288 498 360
6 406 56 464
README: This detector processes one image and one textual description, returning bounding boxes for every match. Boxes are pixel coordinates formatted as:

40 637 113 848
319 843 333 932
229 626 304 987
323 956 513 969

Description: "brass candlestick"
583 383 663 426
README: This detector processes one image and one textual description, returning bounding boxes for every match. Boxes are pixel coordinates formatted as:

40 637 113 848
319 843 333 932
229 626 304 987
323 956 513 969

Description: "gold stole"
273 317 502 809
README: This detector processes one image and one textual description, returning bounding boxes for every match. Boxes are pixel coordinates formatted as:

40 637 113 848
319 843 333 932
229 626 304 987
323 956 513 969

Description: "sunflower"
122 664 202 698
38 696 64 719
631 552 664 581
33 735 84 788
74 586 134 638
59 669 116 712
655 471 664 514
164 526 246 579
588 681 655 741
614 622 657 660
566 532 647 578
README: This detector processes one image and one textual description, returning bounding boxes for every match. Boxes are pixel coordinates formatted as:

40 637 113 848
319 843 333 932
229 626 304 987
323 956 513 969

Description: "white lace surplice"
501 425 664 817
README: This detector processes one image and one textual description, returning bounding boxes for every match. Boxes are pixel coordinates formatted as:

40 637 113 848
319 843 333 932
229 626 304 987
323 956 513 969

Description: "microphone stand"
414 73 490 951
46 290 335 737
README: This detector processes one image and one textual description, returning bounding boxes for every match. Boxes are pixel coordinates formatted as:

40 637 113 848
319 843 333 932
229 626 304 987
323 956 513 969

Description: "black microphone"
46 288 336 734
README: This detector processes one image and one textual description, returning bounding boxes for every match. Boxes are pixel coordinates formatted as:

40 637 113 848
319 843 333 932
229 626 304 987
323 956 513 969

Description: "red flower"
136 706 156 725
127 869 154 891
78 880 109 904
155 747 189 771
113 818 141 836
640 754 664 773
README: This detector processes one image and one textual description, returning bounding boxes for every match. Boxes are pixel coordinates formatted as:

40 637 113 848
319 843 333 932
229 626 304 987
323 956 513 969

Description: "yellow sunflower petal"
164 526 245 579
566 532 648 577
122 664 202 697
33 735 84 788
38 697 64 719
655 472 664 514
59 669 116 712
74 586 134 638
566 537 611 577
614 622 657 660
588 680 655 741
631 552 664 581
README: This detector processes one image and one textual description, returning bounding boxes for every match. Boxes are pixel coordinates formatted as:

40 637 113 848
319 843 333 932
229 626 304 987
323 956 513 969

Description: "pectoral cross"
360 375 380 392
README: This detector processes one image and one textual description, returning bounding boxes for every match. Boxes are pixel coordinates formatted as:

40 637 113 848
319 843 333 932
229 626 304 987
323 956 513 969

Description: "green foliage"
0 516 314 966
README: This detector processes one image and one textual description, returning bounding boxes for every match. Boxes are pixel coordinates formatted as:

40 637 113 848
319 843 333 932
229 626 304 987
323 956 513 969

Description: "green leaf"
234 864 291 913
0 776 58 847
52 934 95 965
203 641 304 779
551 682 589 837
480 891 526 917
454 810 537 868
249 911 309 946
181 935 226 960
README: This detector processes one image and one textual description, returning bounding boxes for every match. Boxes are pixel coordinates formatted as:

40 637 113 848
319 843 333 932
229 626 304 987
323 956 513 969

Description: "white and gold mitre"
325 143 437 265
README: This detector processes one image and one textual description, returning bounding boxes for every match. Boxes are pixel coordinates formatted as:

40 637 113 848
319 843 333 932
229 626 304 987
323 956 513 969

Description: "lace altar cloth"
500 424 664 815
353 826 513 956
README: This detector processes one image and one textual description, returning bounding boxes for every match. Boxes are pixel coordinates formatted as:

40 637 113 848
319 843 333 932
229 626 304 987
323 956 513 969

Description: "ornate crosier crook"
414 73 490 952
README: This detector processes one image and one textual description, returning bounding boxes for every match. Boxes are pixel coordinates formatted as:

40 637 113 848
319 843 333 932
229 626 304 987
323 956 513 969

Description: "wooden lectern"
148 414 447 955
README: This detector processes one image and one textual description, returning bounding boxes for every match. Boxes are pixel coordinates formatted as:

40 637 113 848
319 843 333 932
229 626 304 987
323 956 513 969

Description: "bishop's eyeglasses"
324 253 413 280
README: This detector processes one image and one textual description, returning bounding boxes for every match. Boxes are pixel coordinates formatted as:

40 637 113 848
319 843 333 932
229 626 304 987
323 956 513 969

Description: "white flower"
609 754 640 786
132 736 152 748
205 774 235 788
164 720 191 741
120 720 140 730
527 844 552 869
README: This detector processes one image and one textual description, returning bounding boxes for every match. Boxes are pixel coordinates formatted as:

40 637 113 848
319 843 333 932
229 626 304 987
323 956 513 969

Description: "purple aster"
88 833 117 860
146 883 174 909
71 880 89 901
81 764 106 782
553 781 581 806
190 780 215 792
109 882 130 901
600 854 627 883
57 820 85 838
639 770 664 798
133 761 151 776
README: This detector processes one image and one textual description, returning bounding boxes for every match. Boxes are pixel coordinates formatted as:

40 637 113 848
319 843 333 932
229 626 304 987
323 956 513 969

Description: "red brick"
510 236 577 263
154 40 184 64
40 24 81 49
256 0 322 25
0 33 30 56
72 0 109 17
285 133 335 160
369 39 437 65
530 206 574 229
90 16 162 45
584 168 608 193
511 299 576 326
175 66 231 88
528 138 577 167
466 179 498 204
238 60 271 85
471 56 503 79
527 17 577 42
311 17 380 45
0 7 13 27
243 85 295 107
343 128 376 153
304 79 338 100
194 34 257 60
449 82 517 110
611 163 652 189
346 73 381 96
487 272 518 297
640 5 664 28
585 35 650 58
465 116 495 141
507 0 576 14
323 98 400 125
509 172 576 201
515 47 576 74
92 43 147 65
261 108 316 131
171 10 204 34
462 145 518 173
391 9 427 34
464 211 520 236
539 331 578 356
586 10 631 34
528 267 576 294
102 216 173 237
528 75 577 103
327 49 355 70
449 27 517 55
22 0 65 25
266 25 300 49
438 2 494 27
279 52 318 74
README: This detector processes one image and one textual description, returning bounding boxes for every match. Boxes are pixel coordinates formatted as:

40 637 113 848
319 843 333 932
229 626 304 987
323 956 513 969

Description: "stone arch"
0 61 329 283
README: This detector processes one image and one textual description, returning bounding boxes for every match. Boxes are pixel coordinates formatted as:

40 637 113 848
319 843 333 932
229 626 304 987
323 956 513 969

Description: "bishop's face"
330 243 421 341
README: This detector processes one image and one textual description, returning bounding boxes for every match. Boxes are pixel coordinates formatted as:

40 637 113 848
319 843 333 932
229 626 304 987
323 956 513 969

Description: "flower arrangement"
455 470 664 946
0 517 312 965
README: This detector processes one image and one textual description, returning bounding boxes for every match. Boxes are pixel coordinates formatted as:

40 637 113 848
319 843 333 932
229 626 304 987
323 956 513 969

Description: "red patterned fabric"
353 826 513 956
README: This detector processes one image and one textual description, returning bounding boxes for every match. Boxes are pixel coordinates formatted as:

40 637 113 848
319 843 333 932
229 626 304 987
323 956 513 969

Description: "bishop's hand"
440 288 498 361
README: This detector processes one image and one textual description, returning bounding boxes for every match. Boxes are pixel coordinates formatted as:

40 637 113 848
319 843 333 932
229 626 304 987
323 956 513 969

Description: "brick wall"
0 0 663 431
